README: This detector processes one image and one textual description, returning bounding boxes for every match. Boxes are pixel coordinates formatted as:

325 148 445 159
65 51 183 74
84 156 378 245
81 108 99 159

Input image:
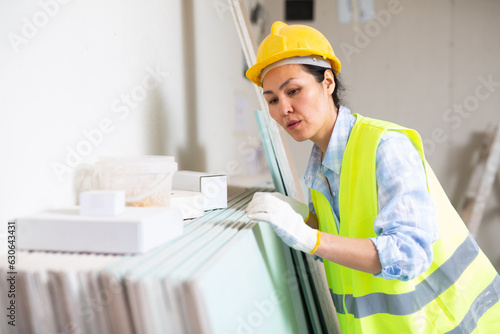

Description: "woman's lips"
287 120 301 130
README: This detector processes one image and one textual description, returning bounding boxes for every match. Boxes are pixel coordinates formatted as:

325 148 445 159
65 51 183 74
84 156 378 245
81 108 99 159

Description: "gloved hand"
246 192 320 254
267 192 310 221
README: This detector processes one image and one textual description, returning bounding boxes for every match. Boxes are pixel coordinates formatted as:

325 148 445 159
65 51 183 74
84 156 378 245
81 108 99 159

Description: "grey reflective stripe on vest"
445 274 500 334
330 234 479 318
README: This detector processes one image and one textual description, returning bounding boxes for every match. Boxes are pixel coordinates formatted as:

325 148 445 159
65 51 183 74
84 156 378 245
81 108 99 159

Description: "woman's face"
262 64 337 149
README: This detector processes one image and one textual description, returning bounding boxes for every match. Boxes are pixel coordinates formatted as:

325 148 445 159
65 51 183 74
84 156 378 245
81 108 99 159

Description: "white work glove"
246 192 319 254
267 192 310 221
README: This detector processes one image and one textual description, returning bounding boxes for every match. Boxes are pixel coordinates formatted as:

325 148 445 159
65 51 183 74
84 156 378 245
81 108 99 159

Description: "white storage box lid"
17 207 183 254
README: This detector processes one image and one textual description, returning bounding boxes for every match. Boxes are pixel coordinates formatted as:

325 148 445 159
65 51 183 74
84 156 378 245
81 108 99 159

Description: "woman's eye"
288 88 299 96
268 97 278 105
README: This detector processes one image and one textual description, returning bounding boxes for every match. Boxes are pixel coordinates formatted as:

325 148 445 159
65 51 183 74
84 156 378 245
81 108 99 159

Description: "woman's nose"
279 98 293 115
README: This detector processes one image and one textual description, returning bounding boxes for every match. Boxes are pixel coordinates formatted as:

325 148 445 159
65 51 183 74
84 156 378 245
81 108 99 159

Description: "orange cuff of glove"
309 230 321 254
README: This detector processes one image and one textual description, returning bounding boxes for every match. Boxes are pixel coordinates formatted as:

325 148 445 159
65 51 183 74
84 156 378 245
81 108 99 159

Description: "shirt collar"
304 106 355 186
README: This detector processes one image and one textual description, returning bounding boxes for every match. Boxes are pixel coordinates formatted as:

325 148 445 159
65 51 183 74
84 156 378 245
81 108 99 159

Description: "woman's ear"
323 69 335 95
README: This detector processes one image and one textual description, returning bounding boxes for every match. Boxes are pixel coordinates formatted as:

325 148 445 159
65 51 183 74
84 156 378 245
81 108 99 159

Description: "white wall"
0 0 263 240
0 2 180 220
185 0 262 177
261 0 500 269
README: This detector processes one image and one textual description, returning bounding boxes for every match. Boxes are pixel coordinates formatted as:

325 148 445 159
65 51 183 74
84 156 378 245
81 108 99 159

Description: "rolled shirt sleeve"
369 131 438 281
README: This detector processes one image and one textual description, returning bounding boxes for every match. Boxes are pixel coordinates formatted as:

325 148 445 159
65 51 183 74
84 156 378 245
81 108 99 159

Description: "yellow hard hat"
246 21 341 87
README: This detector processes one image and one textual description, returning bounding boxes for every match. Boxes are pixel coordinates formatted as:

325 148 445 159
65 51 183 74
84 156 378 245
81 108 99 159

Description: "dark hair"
300 64 346 110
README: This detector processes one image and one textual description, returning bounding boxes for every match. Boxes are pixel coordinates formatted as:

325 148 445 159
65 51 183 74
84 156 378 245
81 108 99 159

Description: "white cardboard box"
17 207 183 254
173 171 227 210
170 190 204 220
79 190 126 217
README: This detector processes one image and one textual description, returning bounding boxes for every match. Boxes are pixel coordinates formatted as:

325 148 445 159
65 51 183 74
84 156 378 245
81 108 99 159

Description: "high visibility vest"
311 114 500 333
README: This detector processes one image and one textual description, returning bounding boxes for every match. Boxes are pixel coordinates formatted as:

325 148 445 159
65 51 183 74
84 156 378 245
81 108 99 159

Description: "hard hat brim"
246 49 341 87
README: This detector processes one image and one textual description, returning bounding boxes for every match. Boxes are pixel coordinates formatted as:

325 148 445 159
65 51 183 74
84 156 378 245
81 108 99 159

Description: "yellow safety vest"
311 114 500 333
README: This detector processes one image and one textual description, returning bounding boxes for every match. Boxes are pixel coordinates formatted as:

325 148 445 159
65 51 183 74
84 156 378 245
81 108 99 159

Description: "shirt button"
332 192 336 197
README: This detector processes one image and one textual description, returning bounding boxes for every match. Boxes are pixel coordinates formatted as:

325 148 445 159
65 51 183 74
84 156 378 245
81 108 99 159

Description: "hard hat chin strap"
260 55 332 82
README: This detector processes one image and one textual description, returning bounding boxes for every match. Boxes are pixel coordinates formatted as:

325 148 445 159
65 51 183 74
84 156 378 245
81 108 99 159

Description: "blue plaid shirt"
305 106 438 281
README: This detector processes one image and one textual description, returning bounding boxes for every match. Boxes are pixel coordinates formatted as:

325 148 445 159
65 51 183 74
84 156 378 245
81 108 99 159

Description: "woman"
246 21 500 333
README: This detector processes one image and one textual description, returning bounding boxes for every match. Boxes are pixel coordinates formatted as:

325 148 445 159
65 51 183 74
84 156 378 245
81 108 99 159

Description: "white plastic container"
94 156 178 207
